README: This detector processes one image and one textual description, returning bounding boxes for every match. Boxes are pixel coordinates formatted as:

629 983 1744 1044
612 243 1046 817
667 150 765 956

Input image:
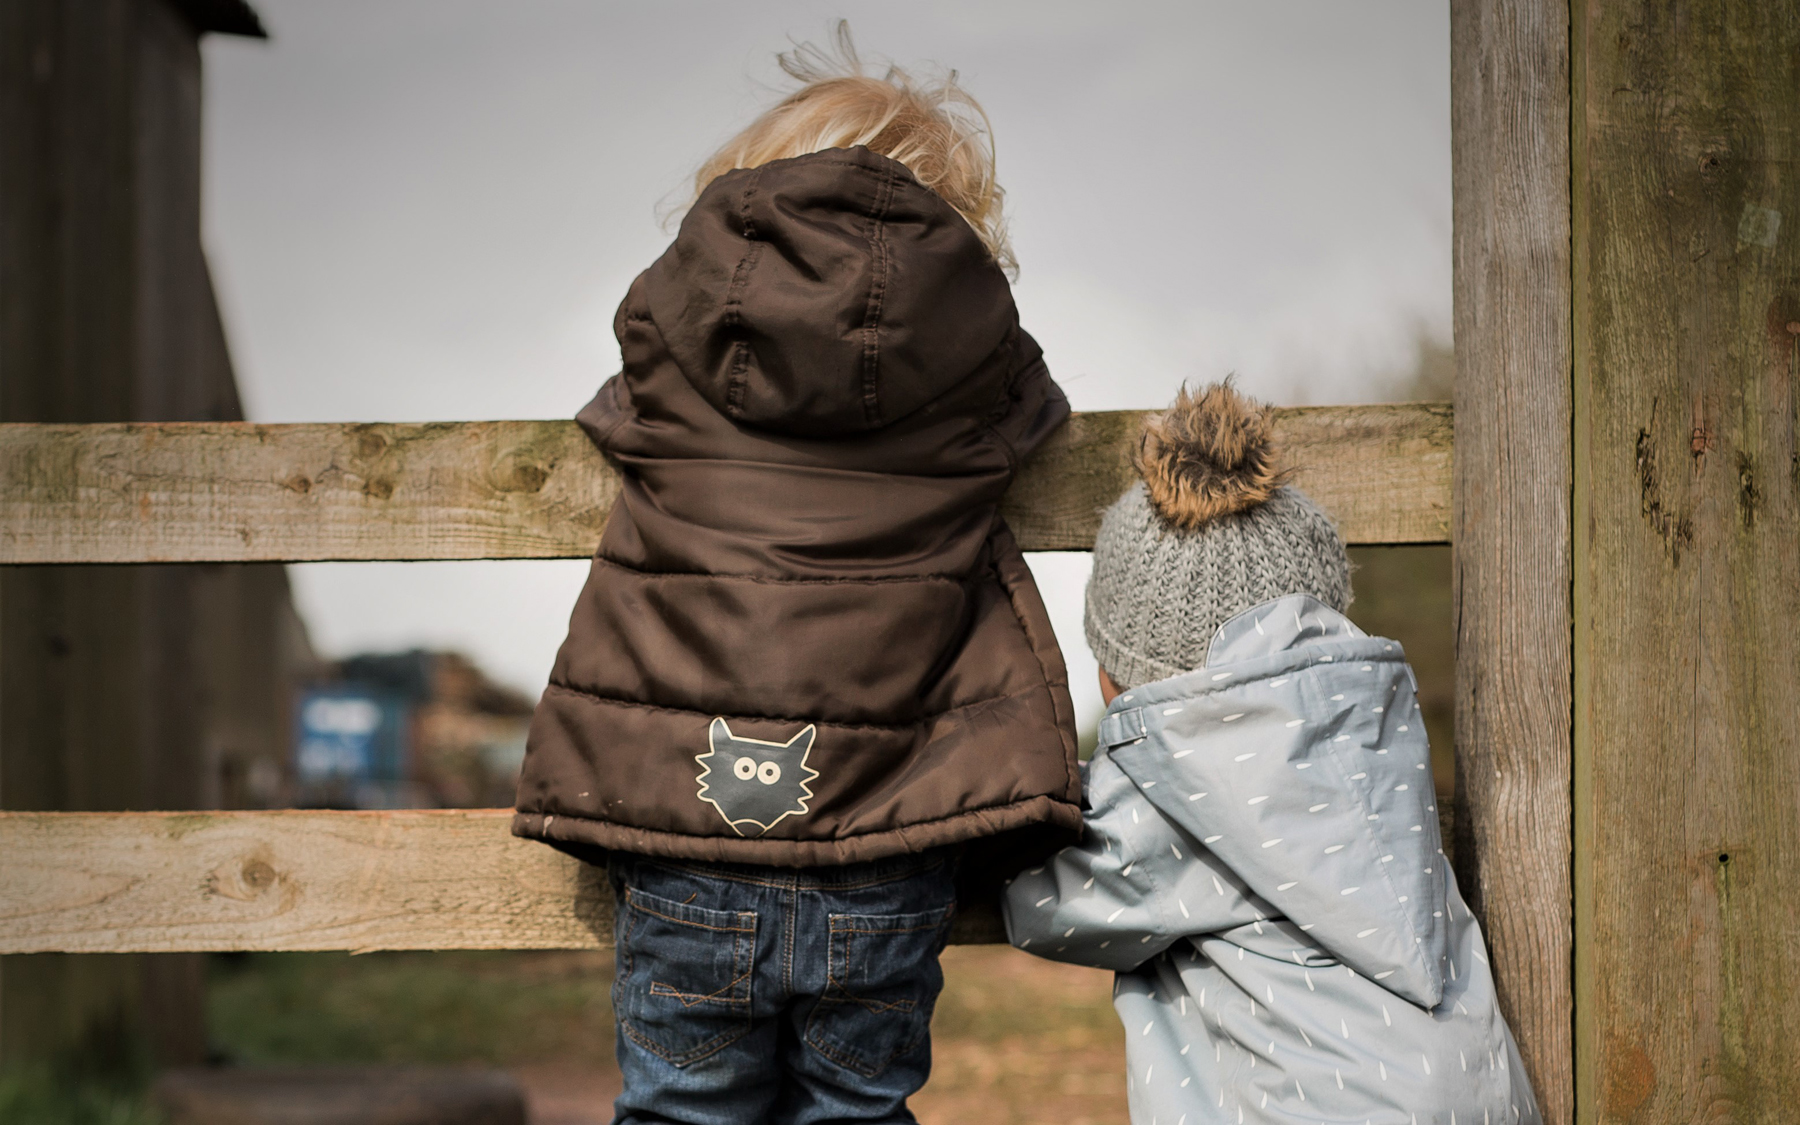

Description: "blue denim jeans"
605 848 959 1125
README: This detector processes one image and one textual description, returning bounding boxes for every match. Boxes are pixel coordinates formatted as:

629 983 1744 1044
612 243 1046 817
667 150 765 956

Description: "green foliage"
0 1067 164 1125
206 951 614 1067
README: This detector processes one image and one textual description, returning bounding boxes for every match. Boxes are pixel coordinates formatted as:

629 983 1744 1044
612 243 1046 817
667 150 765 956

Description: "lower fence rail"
0 807 1458 954
0 810 1008 952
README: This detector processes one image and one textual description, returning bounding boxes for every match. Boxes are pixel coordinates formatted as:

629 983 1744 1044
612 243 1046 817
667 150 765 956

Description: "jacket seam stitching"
978 336 1034 473
722 166 765 418
988 532 1082 799
586 554 970 587
521 792 1077 843
859 163 896 426
539 680 1021 731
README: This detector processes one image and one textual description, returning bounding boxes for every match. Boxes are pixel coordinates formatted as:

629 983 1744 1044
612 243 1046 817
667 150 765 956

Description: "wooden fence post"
1450 1 1574 1120
1571 1 1800 1118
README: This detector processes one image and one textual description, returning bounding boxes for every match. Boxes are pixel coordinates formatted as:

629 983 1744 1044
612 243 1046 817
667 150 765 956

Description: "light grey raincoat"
1003 594 1540 1125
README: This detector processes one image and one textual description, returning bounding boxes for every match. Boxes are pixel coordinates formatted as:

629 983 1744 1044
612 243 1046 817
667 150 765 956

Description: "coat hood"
644 146 1015 438
1098 595 1450 1008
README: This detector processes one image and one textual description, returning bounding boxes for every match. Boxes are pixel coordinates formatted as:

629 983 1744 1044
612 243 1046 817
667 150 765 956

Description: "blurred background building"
294 649 531 811
0 0 306 1078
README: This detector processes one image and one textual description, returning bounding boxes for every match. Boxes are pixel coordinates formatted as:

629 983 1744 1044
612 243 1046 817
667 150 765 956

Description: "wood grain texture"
1572 2 1800 1118
0 810 1008 953
1449 0 1574 1119
0 404 1453 564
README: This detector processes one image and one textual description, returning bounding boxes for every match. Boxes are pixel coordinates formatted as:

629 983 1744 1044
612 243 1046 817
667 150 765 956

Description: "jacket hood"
1097 594 1450 1008
644 147 1015 438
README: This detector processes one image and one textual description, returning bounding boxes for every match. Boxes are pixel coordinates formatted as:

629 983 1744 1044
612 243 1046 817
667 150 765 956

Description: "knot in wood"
240 858 276 891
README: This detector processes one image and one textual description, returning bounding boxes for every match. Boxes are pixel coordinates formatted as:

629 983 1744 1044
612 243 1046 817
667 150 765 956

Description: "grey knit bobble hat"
1084 382 1351 690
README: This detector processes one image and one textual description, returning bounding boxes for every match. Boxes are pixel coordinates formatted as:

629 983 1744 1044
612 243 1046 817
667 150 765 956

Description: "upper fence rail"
0 404 1452 564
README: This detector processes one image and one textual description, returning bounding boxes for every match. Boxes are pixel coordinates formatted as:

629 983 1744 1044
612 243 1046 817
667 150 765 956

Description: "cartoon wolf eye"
757 761 782 785
734 757 756 780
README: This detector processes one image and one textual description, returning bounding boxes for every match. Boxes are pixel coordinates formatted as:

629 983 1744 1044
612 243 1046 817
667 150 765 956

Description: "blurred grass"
0 1067 166 1125
207 951 614 1068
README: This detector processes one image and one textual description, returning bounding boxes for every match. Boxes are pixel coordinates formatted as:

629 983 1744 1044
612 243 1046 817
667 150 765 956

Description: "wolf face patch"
695 718 820 837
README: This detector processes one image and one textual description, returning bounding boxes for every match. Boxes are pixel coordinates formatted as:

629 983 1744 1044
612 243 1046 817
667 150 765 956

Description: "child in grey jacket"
1003 382 1540 1125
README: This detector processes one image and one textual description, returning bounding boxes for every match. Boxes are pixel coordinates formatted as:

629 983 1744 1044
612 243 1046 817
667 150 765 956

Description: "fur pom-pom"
1135 379 1290 529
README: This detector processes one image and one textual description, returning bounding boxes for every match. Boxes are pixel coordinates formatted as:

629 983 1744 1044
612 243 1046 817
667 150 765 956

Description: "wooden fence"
0 401 1451 951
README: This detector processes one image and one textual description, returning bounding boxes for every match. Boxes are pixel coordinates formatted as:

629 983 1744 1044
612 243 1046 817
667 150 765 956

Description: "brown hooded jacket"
513 146 1080 866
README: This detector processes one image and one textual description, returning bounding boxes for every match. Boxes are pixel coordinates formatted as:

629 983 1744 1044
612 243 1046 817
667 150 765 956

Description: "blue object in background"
294 685 410 808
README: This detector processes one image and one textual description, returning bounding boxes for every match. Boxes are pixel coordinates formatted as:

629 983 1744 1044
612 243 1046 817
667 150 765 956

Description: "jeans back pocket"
615 884 757 1067
804 904 954 1077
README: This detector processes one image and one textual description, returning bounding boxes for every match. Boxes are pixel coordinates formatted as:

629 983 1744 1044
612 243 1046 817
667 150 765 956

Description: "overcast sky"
201 1 1450 730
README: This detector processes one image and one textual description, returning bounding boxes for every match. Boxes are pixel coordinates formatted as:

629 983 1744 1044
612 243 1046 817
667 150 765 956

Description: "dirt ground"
913 946 1126 1125
206 944 1126 1125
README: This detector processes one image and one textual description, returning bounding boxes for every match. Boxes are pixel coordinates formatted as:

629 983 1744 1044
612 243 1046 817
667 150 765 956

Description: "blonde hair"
690 23 1014 274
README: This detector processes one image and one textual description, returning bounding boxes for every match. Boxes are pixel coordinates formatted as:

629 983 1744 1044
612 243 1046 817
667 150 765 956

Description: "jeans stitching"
827 930 913 1011
625 888 756 933
617 887 757 1067
648 967 754 1007
804 907 951 1076
620 1017 748 1067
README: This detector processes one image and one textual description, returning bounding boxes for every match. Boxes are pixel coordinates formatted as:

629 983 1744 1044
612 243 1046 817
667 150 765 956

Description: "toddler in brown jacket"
513 27 1079 1124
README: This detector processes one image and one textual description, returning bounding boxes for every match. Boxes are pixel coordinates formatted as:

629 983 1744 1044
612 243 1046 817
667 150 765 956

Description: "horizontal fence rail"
0 806 1455 954
0 403 1450 953
0 810 1006 953
0 404 1452 564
